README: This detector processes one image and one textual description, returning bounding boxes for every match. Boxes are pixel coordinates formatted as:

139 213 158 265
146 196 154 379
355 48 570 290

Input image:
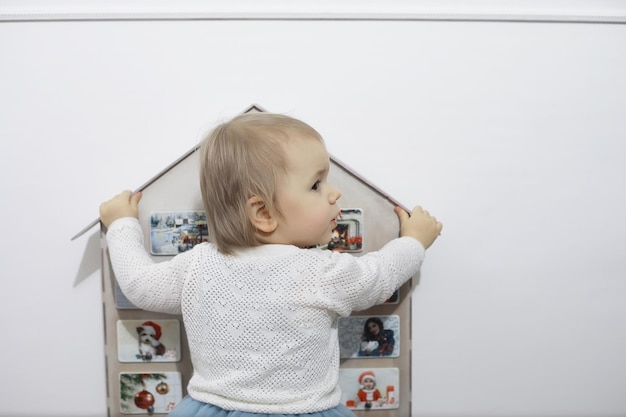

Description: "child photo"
327 208 363 252
338 315 400 358
339 368 399 411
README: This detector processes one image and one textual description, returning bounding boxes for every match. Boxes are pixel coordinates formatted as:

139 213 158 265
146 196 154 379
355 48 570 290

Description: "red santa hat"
359 370 376 385
141 321 162 340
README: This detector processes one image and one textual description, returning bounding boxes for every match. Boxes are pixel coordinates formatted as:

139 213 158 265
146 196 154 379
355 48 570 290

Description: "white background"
1 2 625 416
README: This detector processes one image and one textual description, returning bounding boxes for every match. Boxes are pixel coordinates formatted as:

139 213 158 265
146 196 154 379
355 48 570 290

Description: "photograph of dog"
117 319 181 363
136 321 167 361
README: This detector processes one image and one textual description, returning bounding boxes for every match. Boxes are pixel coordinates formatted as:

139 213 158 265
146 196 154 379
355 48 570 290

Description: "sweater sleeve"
105 217 189 314
318 236 425 315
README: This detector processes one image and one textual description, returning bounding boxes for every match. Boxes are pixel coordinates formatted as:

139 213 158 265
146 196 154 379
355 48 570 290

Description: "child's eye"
311 180 321 191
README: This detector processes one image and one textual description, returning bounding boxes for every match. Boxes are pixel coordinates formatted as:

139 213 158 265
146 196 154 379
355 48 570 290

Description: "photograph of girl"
338 315 399 358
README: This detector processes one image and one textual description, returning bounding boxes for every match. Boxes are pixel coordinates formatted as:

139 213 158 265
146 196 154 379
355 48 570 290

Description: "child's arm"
317 205 442 314
99 189 142 228
393 205 442 249
99 189 184 314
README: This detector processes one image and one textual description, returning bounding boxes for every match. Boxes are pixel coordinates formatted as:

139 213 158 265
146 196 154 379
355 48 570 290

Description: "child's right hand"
394 205 442 249
99 190 142 228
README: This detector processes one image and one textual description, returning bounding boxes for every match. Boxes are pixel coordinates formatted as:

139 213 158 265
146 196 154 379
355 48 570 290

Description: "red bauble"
134 390 155 409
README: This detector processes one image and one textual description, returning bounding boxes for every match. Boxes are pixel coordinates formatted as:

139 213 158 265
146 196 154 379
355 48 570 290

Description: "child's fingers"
119 189 133 201
394 206 409 223
98 189 143 228
130 191 142 209
104 189 131 206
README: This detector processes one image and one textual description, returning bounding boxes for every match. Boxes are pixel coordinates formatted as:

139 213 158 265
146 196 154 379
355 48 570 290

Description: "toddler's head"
199 112 324 254
359 371 377 390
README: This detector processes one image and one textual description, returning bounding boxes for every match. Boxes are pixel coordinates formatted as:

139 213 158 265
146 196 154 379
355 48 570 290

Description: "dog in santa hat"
136 321 166 361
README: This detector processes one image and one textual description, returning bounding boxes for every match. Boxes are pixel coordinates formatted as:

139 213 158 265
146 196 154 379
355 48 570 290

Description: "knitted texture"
107 217 424 414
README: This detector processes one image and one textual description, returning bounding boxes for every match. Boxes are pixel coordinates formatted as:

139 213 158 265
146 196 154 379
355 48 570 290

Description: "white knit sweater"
107 217 424 414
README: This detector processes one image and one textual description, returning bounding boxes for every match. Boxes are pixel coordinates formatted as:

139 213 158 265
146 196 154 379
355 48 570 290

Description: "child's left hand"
99 190 142 228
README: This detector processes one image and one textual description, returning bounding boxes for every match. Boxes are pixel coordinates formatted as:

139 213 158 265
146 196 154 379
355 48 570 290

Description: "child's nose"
329 186 341 204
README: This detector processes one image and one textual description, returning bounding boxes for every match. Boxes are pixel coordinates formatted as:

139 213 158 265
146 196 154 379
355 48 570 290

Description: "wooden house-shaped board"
74 105 416 417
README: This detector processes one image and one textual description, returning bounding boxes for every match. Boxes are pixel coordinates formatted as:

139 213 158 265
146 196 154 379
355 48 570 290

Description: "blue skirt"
168 396 357 417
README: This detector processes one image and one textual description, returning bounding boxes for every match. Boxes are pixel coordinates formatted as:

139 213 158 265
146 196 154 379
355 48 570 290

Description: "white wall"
1 7 625 417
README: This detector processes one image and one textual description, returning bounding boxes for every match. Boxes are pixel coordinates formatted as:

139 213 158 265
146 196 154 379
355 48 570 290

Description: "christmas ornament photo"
119 372 182 414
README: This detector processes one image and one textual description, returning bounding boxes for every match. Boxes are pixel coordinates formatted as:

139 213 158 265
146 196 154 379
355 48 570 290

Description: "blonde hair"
199 112 324 254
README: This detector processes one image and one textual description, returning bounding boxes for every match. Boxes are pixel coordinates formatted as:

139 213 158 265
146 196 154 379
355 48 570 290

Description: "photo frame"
339 315 400 358
114 280 138 309
119 372 183 414
117 319 181 363
339 367 400 411
384 289 399 305
327 208 363 252
149 210 208 255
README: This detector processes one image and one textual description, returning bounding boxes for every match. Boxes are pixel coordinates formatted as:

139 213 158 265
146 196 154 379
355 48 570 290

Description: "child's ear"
246 196 278 233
